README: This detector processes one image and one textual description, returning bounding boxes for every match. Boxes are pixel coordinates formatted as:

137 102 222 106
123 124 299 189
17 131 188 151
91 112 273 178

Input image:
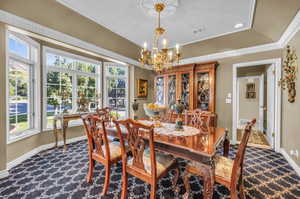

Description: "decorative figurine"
77 92 90 112
132 99 139 120
174 99 185 131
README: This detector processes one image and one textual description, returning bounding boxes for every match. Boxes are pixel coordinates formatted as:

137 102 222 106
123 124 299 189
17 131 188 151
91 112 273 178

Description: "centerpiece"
173 100 185 131
143 103 166 127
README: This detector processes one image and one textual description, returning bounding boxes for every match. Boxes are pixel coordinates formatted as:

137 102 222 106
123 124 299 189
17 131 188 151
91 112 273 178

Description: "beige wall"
0 0 140 60
281 31 300 166
7 126 84 162
129 66 155 119
215 50 282 133
238 78 260 128
0 22 7 171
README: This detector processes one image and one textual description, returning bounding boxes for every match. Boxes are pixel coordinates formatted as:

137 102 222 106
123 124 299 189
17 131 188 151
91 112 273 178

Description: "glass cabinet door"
181 73 190 109
167 75 176 108
155 76 165 105
197 72 210 110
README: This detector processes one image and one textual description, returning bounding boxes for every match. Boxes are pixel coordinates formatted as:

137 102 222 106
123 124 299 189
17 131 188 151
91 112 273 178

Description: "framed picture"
137 79 148 98
246 83 256 99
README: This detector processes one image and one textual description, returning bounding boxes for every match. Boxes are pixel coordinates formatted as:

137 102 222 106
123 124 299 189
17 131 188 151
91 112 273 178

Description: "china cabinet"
154 62 217 112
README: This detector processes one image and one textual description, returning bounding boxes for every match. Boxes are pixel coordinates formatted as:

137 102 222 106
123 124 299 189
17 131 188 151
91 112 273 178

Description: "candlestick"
143 42 147 50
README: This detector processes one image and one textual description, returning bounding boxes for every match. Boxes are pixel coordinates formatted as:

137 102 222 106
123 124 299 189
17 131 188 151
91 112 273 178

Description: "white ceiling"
57 0 256 48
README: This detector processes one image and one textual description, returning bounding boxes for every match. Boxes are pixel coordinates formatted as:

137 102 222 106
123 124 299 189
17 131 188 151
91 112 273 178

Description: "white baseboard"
7 136 87 170
0 169 9 179
280 148 300 176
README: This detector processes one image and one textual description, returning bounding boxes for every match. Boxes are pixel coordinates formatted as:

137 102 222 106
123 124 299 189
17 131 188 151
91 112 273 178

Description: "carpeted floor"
0 140 300 199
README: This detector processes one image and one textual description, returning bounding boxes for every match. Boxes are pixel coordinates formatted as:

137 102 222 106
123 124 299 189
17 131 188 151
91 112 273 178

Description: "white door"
266 64 275 147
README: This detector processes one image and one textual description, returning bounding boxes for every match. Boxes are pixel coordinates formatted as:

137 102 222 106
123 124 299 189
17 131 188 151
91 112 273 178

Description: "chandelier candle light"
139 3 181 72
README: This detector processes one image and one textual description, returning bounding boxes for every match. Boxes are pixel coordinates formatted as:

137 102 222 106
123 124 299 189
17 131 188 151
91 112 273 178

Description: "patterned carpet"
0 140 300 199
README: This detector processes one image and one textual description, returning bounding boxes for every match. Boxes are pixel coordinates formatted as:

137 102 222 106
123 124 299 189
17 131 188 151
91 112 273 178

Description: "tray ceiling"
57 0 255 48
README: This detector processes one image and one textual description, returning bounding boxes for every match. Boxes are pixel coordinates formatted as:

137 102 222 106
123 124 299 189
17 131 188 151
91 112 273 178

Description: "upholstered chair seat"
215 155 234 181
128 148 176 176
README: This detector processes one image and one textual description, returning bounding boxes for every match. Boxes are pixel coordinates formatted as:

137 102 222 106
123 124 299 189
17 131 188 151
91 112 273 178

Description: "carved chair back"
161 109 177 123
185 109 216 133
231 119 256 187
82 114 111 160
96 107 112 121
114 119 157 177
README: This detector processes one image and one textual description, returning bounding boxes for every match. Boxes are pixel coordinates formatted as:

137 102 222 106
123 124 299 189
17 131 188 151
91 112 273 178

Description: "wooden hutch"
154 62 217 112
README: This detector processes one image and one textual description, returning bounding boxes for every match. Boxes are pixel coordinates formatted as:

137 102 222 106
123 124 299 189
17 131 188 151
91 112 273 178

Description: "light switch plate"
226 98 232 104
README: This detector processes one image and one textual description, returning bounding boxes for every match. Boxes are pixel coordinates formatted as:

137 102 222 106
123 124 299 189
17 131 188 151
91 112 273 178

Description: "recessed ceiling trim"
179 0 256 47
178 10 300 65
1 8 298 69
56 0 256 48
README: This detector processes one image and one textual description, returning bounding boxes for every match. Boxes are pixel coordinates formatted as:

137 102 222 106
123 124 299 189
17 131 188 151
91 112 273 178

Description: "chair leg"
230 190 239 199
150 184 157 199
183 171 192 199
172 167 180 190
121 172 128 199
86 158 94 183
101 165 111 196
239 176 246 199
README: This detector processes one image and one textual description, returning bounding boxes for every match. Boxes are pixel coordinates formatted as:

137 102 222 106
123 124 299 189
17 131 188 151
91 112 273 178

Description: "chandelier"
139 3 181 72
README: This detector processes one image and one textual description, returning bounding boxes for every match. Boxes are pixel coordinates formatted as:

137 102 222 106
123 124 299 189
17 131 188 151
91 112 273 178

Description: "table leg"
223 129 230 157
61 119 69 152
53 118 58 148
202 164 214 199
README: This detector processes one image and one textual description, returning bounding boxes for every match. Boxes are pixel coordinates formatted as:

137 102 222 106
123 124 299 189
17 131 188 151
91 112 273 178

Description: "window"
104 63 128 119
44 48 101 129
7 32 40 141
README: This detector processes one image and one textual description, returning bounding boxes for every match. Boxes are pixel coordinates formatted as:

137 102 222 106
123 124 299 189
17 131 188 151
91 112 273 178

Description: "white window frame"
42 47 102 130
103 63 129 119
6 30 41 144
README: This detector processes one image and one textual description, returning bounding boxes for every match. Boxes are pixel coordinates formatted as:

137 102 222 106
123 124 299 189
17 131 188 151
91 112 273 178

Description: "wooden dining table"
105 120 230 199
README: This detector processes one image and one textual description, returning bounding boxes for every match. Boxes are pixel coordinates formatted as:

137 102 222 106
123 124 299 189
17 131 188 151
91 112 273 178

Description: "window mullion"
72 73 77 113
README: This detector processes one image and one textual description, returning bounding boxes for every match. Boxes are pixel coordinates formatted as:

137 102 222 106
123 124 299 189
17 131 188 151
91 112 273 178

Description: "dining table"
105 120 230 199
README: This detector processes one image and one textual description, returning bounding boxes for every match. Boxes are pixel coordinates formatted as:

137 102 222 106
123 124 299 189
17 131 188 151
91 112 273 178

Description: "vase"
132 99 139 120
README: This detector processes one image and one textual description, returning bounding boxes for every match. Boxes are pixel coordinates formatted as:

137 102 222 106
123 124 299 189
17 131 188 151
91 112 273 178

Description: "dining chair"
183 119 256 199
114 118 180 199
96 107 112 121
161 109 177 123
81 114 123 196
185 109 217 134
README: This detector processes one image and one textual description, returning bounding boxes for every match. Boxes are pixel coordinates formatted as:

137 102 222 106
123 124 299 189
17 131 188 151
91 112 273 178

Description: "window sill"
7 129 41 145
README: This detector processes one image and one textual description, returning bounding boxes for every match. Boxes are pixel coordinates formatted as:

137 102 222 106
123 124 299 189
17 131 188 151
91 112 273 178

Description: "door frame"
232 58 282 152
236 75 264 132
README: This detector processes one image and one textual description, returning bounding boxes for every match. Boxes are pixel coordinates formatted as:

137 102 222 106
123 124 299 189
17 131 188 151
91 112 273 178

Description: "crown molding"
0 10 142 68
178 42 281 65
178 10 300 65
278 11 300 47
0 9 299 68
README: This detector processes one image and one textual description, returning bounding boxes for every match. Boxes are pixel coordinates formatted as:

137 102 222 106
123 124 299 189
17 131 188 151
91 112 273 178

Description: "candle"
168 51 173 59
176 44 180 54
162 39 167 49
143 42 147 50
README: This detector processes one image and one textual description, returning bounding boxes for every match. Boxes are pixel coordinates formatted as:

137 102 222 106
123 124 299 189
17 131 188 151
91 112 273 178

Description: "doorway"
232 59 282 151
